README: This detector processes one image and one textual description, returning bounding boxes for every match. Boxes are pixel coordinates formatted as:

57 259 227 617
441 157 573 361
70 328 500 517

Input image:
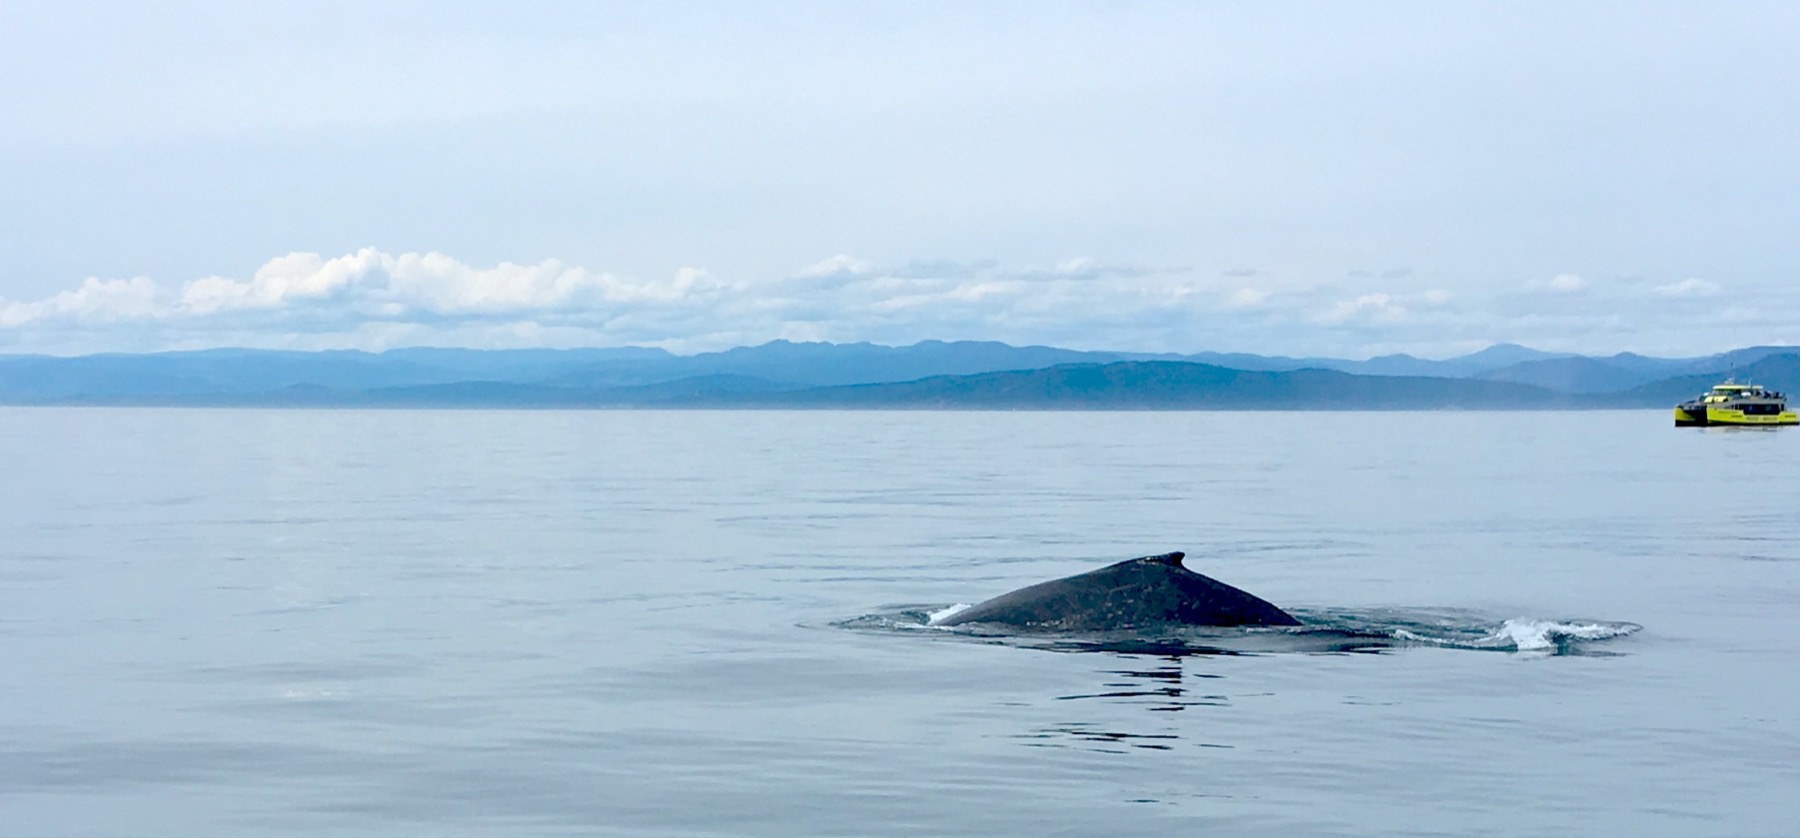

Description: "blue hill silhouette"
3 341 1796 409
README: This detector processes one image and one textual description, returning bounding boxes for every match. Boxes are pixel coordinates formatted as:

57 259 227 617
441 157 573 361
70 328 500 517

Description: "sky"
2 1 1796 358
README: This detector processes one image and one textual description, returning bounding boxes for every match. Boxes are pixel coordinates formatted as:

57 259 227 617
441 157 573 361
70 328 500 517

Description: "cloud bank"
0 250 1790 358
0 249 1208 354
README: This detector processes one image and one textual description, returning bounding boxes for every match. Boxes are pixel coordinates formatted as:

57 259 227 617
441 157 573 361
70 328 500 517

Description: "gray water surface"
2 409 1796 836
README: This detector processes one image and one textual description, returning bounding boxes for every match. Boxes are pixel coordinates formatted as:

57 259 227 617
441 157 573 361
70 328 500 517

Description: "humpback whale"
931 551 1300 630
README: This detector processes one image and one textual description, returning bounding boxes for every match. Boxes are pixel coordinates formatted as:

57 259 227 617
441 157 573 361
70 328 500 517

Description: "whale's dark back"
933 551 1300 630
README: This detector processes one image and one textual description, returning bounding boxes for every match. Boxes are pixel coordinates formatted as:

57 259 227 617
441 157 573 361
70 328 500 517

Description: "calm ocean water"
3 408 1797 836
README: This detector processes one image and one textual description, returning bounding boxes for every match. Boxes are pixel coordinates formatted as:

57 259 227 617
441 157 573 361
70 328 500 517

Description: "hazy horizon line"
4 336 1796 364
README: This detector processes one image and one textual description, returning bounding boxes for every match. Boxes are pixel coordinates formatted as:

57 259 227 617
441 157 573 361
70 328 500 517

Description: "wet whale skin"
933 551 1300 630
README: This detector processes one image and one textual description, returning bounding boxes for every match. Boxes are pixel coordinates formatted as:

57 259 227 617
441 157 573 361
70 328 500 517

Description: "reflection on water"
1057 659 1223 709
1022 724 1181 752
1022 656 1238 752
1026 631 1398 657
832 605 1646 762
838 605 1645 756
834 606 1639 657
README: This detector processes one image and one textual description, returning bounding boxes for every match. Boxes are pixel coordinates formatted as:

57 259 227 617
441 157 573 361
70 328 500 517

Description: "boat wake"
833 605 1641 656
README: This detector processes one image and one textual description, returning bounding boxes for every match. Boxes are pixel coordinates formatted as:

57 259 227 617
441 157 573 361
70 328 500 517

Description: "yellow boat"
1674 380 1798 427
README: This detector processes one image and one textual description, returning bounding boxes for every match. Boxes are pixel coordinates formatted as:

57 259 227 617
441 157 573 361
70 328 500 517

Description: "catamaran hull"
1673 406 1799 427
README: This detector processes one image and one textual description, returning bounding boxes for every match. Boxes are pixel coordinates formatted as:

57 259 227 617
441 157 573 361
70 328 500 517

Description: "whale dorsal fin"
1145 551 1186 567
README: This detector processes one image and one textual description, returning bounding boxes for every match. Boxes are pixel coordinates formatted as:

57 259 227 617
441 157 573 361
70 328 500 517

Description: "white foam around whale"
1494 619 1641 651
1394 619 1640 652
926 603 973 626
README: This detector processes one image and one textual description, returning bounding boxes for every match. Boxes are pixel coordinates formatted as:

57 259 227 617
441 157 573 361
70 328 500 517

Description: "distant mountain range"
2 341 1796 409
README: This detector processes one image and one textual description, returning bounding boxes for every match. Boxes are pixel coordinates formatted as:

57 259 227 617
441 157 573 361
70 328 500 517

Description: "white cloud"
1653 277 1721 297
180 250 380 314
1226 288 1269 308
1050 257 1111 280
1551 274 1587 292
3 251 1795 359
1007 257 1153 282
1315 293 1409 325
795 254 873 279
1527 273 1589 293
0 276 162 326
888 259 997 280
2 249 740 329
0 250 1203 353
0 249 735 349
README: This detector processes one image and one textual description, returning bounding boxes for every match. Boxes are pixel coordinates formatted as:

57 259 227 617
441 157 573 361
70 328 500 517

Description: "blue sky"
2 1 1796 357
